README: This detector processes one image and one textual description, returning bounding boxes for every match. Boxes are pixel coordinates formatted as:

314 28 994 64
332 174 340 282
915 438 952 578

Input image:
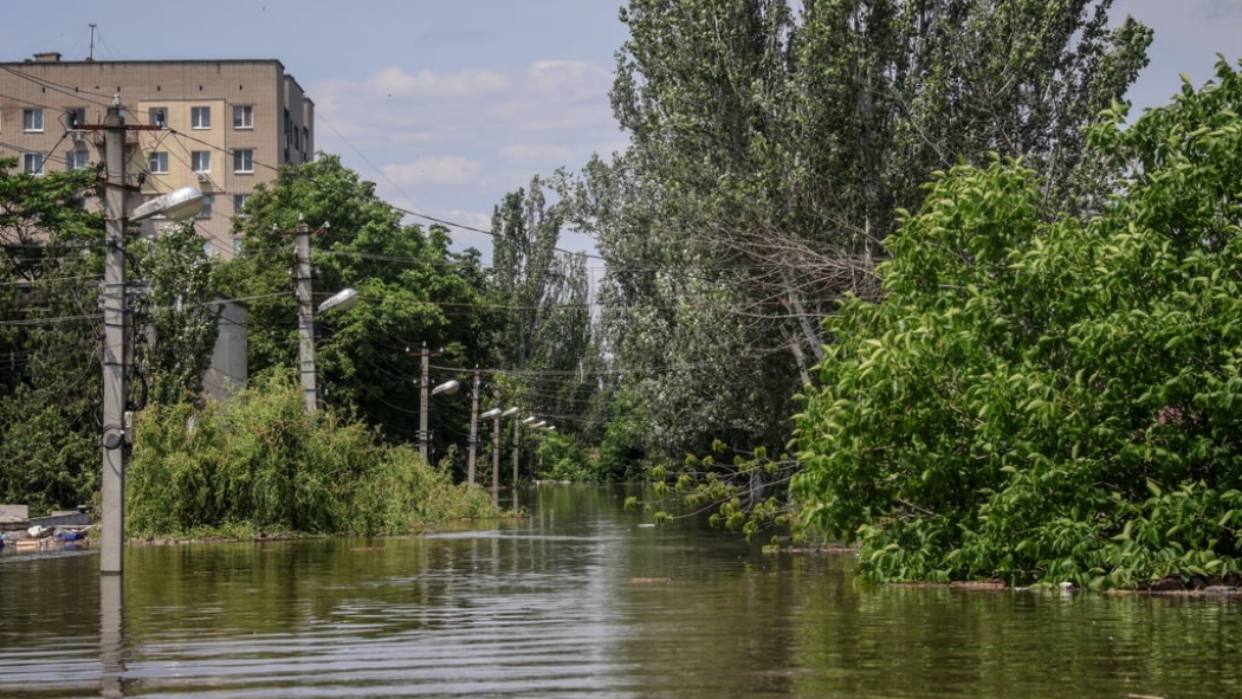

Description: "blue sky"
1 1 1240 257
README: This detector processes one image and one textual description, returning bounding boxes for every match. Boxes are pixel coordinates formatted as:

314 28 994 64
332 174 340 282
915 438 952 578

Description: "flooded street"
2 485 1240 698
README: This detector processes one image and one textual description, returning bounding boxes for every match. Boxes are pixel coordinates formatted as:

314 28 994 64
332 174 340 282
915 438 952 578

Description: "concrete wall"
203 298 248 401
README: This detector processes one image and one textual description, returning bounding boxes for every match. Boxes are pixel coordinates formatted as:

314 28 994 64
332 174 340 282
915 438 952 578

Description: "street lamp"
317 287 359 314
100 171 205 575
131 186 205 222
416 377 461 462
432 379 460 397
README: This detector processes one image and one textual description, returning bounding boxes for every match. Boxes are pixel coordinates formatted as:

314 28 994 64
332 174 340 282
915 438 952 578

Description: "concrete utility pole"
420 342 430 460
467 371 481 487
408 343 447 462
293 216 316 414
99 102 127 575
512 416 521 509
492 392 502 506
90 101 200 576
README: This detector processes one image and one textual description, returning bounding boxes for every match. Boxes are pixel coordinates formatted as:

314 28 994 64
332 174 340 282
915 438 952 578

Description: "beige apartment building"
0 52 314 259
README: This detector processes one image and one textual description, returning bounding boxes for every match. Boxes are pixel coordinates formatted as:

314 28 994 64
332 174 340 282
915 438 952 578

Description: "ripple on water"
1 486 1241 698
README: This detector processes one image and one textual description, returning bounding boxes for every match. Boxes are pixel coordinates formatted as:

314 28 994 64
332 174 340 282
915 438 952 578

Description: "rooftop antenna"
88 24 97 62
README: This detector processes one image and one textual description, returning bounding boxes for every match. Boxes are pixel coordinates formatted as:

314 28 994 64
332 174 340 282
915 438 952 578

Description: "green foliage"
127 369 496 537
0 158 103 512
793 59 1242 589
218 155 494 449
562 0 1150 470
531 430 592 482
131 221 220 405
489 179 603 445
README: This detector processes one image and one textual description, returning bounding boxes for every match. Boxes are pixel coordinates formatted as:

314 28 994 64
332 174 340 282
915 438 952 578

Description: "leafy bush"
532 431 592 482
127 370 495 537
793 60 1242 589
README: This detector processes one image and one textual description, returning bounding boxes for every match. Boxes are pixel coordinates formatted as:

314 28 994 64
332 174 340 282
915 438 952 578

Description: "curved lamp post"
102 181 204 575
433 379 460 397
416 377 460 462
317 287 359 314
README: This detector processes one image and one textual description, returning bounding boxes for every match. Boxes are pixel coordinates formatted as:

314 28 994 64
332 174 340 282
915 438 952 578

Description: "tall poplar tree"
490 178 598 434
572 0 1151 463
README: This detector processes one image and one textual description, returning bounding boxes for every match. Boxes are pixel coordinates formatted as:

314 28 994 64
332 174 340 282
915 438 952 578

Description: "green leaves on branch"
127 369 496 537
220 155 493 450
0 159 103 512
570 0 1150 470
793 59 1242 589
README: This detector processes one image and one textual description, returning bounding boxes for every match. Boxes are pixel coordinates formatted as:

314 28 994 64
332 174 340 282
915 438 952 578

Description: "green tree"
132 221 220 406
571 0 1151 468
490 179 599 444
219 155 495 454
0 158 103 511
794 60 1242 589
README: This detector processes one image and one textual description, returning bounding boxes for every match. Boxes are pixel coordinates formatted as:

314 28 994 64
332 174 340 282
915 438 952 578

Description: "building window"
195 194 214 219
191 106 211 129
23 153 44 174
23 109 44 132
66 147 89 171
191 151 211 173
148 107 168 127
233 149 254 173
66 107 87 129
149 151 169 174
233 105 253 129
233 193 249 215
232 237 244 256
202 240 213 257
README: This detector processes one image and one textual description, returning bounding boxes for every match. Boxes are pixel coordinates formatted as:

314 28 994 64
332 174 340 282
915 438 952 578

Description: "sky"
1 0 1240 259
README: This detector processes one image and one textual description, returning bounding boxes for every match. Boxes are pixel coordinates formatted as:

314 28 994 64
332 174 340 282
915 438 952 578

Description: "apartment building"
0 52 314 259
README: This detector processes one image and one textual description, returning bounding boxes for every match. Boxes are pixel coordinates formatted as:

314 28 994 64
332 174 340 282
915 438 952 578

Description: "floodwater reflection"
0 485 1239 698
99 574 124 699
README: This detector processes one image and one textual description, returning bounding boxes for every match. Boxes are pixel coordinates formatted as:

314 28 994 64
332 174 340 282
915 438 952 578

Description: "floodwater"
1 485 1239 698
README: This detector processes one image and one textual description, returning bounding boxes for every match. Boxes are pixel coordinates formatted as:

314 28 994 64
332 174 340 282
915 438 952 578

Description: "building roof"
1 56 287 69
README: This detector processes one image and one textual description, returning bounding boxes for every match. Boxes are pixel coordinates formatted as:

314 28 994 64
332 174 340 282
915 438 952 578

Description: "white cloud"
363 66 509 100
381 156 486 189
500 143 577 165
446 209 495 233
527 60 613 101
309 58 625 263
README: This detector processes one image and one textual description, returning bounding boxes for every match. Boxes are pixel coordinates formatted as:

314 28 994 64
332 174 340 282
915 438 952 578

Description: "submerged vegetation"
127 371 496 538
792 60 1242 589
7 1 1242 593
